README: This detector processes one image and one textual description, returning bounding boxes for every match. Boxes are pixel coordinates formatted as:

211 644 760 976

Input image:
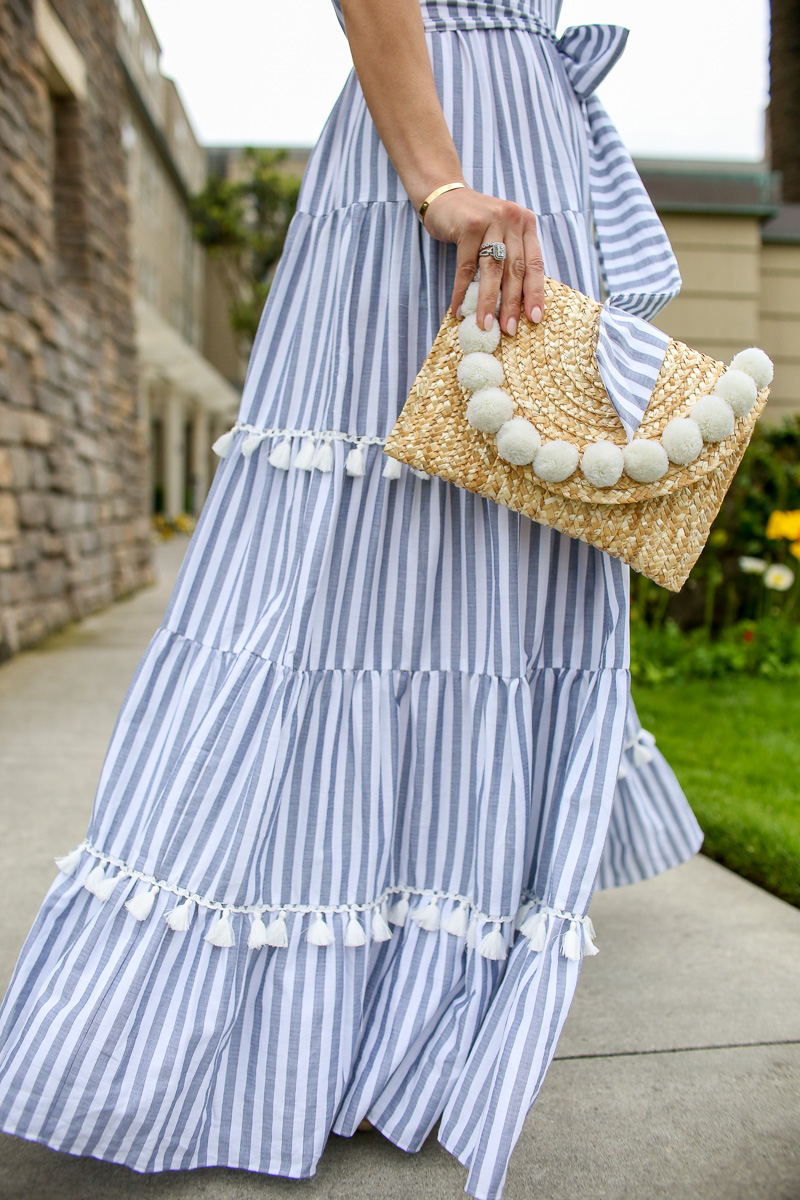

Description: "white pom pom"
371 906 393 942
387 892 410 925
519 908 549 951
345 443 366 476
345 910 367 947
466 387 515 434
622 439 669 483
410 897 441 932
124 885 159 921
293 437 317 470
263 909 289 947
461 281 480 316
711 369 759 419
457 312 501 354
204 910 236 948
268 437 293 469
311 440 334 472
443 901 470 938
729 347 774 390
457 351 505 392
382 454 402 479
690 394 735 443
580 441 624 488
165 900 194 931
84 864 122 901
55 847 83 876
533 440 579 483
242 432 268 459
561 920 582 961
477 921 508 960
495 417 542 466
211 428 237 458
661 417 704 466
307 912 334 946
247 913 270 949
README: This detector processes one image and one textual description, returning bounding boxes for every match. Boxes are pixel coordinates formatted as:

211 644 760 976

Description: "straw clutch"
382 277 773 591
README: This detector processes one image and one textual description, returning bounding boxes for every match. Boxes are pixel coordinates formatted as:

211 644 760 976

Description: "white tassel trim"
345 442 366 476
382 454 402 479
73 842 599 958
307 911 335 946
55 846 84 876
125 885 160 921
205 910 236 947
311 439 335 472
387 891 410 926
268 437 292 469
293 437 316 471
477 921 507 960
619 727 657 777
410 897 441 932
242 431 270 458
561 920 583 961
211 428 237 458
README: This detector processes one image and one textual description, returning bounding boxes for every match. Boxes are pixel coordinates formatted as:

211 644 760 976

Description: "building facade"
0 0 153 658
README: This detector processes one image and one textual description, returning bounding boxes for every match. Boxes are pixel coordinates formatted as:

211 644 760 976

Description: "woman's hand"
421 186 545 336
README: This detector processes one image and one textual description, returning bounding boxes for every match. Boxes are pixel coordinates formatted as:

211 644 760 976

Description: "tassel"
582 920 600 956
513 899 533 931
84 864 122 901
387 891 410 926
478 921 508 960
344 442 366 476
520 908 549 952
617 758 629 780
633 729 656 767
382 454 402 479
205 909 236 948
465 916 477 948
307 911 334 946
55 847 83 876
293 437 316 471
268 437 293 469
124 885 159 921
263 909 289 947
410 467 431 479
242 431 269 458
345 909 367 947
311 440 334 472
165 900 194 931
212 428 237 458
444 901 470 938
561 919 582 961
410 897 441 932
371 906 393 943
247 912 270 949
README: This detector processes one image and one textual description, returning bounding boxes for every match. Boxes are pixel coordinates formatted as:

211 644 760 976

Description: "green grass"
634 678 800 909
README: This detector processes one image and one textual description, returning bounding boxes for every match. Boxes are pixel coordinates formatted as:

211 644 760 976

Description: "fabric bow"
556 25 682 439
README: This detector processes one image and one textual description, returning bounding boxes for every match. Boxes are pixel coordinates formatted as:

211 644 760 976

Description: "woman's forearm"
339 0 466 210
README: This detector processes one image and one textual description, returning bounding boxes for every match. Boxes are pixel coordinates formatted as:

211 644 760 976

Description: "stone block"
17 491 48 528
20 411 50 447
0 493 20 542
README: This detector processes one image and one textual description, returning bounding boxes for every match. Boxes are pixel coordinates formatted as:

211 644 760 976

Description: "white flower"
738 556 767 575
763 563 795 591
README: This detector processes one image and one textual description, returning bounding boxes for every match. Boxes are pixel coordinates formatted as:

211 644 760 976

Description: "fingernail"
506 317 517 336
483 312 493 331
531 306 542 324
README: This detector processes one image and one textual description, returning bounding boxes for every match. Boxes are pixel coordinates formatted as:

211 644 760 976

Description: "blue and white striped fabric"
0 3 702 1199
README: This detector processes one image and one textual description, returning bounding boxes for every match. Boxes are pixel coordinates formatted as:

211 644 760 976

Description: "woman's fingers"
498 229 525 335
475 227 505 331
522 216 545 324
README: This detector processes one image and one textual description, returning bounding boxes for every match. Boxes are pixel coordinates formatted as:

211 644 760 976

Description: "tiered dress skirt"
0 2 703 1197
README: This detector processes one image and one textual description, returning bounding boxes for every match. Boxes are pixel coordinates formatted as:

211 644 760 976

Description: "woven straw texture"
384 277 770 591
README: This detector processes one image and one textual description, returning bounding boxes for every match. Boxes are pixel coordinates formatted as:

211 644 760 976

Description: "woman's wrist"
405 168 468 214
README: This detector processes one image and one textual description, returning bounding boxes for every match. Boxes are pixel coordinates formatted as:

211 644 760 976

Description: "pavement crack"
554 1038 800 1061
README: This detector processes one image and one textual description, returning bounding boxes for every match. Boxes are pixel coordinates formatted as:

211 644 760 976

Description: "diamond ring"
478 242 507 261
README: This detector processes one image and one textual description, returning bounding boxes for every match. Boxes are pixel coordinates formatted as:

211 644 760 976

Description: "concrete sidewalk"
0 539 798 1200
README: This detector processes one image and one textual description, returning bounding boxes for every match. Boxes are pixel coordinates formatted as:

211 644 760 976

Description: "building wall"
759 242 800 422
0 0 152 660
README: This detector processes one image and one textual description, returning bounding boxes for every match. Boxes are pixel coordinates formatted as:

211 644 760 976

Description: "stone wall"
0 0 153 659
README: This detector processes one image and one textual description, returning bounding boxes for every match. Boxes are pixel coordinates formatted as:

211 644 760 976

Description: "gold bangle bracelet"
418 181 467 224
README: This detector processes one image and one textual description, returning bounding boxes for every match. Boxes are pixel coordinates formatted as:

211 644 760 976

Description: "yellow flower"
791 542 800 561
766 510 800 540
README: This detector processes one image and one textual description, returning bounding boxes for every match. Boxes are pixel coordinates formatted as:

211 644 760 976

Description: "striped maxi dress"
0 2 703 1197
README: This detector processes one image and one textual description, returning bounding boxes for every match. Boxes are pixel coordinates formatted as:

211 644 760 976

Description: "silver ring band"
478 242 507 261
